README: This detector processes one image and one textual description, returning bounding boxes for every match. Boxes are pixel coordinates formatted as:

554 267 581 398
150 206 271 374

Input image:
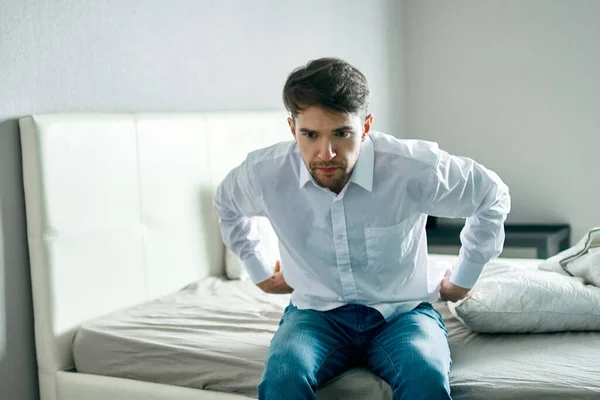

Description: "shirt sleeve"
213 159 274 284
421 149 511 289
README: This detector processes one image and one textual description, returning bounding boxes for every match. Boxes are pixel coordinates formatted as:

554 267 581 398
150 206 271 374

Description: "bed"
72 259 600 400
19 112 600 400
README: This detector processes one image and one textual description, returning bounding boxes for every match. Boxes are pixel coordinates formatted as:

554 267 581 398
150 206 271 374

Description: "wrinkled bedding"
74 258 600 400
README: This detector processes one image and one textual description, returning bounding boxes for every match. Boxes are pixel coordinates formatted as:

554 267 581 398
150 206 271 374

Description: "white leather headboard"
19 111 290 380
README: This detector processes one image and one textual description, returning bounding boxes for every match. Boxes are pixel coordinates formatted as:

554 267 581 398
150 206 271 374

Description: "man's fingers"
274 260 281 273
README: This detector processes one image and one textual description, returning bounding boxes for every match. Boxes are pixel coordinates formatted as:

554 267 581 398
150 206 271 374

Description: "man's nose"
318 141 336 162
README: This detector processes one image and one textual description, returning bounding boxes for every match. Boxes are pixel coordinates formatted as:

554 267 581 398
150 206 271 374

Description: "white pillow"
539 227 600 287
449 259 600 333
225 217 280 280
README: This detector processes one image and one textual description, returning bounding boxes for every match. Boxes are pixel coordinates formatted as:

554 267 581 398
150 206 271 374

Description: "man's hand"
439 276 470 302
256 261 294 294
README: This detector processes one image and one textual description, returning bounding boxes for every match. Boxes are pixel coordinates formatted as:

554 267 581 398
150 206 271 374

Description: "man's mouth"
317 167 339 174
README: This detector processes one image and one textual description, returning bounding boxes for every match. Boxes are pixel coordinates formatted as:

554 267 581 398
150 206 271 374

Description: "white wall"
9 1 600 397
1 0 403 132
403 0 600 242
0 0 404 398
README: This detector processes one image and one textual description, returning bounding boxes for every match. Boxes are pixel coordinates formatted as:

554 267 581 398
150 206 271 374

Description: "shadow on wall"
0 118 39 400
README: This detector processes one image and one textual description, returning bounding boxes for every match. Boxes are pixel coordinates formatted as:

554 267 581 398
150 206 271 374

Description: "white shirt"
214 131 510 320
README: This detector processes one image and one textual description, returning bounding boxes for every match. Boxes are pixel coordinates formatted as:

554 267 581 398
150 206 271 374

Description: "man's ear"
288 117 296 140
362 114 374 141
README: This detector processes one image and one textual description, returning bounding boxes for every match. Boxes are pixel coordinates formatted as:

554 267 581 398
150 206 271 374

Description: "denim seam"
315 344 343 372
313 343 344 389
372 341 400 376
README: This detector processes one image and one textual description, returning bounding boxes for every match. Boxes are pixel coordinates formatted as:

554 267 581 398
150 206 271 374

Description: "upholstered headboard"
19 111 289 392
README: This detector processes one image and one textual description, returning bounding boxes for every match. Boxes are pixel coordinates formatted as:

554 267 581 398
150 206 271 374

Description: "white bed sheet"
73 258 600 400
73 277 390 399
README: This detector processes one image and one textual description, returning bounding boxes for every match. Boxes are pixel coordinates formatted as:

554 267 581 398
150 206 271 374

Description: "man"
214 58 510 400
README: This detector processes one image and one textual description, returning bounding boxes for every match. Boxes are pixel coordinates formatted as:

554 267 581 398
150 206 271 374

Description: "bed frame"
19 111 290 400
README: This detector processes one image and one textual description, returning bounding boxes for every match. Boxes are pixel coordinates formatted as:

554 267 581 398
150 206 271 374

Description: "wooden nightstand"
426 223 571 259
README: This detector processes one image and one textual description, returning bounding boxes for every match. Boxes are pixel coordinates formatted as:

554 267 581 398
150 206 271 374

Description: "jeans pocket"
417 302 448 334
279 302 296 326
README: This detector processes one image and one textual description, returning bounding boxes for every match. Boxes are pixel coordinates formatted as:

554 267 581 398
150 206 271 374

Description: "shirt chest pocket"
364 214 420 269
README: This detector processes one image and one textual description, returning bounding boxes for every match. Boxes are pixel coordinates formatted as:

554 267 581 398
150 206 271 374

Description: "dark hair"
282 57 370 118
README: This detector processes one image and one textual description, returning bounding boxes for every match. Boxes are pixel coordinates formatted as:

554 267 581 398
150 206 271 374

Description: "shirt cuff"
243 252 274 284
450 257 485 289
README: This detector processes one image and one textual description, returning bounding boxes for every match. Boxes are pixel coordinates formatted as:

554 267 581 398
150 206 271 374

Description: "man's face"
289 106 373 194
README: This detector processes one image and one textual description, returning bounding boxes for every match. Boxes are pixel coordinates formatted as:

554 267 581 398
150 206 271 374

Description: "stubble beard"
310 168 350 193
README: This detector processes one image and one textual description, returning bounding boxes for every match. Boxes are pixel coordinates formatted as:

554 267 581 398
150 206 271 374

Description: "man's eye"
304 132 317 139
336 131 350 137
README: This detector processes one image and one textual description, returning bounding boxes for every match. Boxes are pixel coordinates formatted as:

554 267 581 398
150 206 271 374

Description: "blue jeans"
257 302 452 400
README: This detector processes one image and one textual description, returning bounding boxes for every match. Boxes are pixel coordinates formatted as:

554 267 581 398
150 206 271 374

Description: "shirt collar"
298 135 374 192
349 135 374 192
298 155 312 189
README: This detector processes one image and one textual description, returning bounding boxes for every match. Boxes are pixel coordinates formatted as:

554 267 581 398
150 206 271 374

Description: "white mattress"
73 258 600 400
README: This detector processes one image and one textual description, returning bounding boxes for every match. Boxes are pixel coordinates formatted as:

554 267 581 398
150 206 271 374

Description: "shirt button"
337 235 344 240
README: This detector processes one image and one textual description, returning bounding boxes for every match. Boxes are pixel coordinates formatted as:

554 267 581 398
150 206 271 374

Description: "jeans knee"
258 352 316 398
392 360 451 399
266 352 310 382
